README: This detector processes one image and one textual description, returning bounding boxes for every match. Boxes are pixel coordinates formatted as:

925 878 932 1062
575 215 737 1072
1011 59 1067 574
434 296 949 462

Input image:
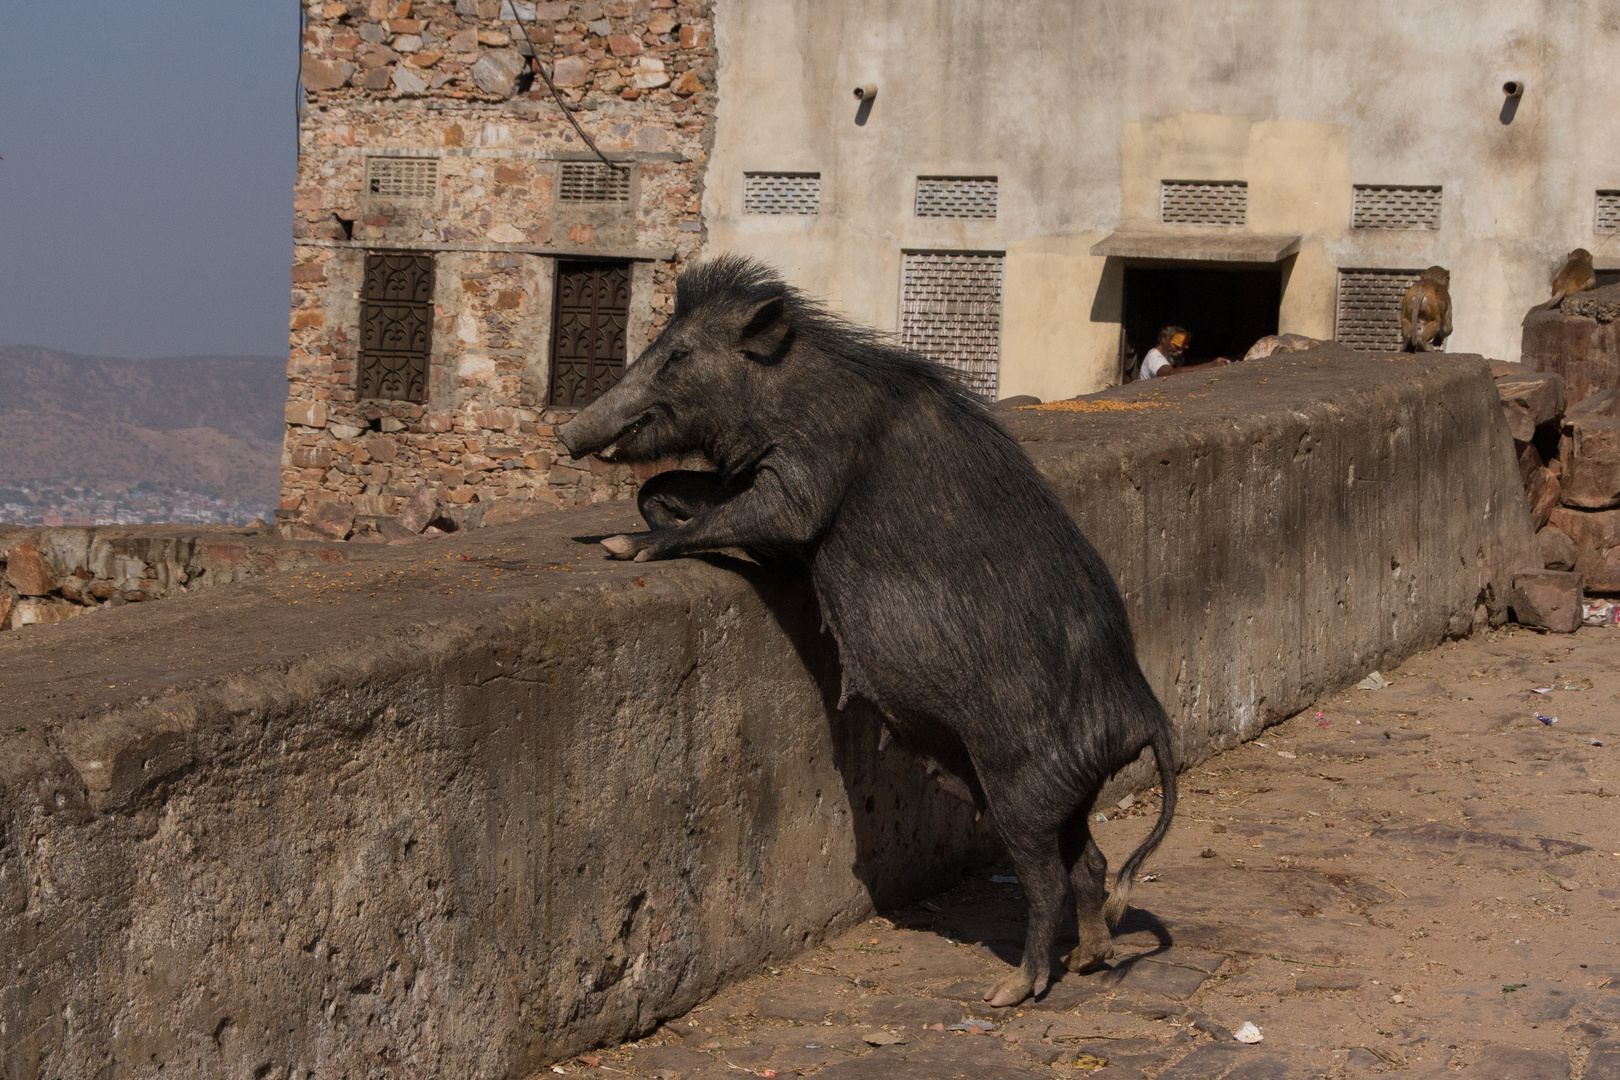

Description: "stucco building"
283 0 1620 528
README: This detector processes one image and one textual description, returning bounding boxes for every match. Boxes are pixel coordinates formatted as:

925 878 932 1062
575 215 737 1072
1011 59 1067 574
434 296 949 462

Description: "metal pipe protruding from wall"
853 83 877 101
1502 79 1524 98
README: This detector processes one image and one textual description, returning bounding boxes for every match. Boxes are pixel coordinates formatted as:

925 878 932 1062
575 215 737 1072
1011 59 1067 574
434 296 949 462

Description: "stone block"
286 400 329 429
397 486 439 534
329 423 365 440
1538 525 1576 571
631 56 669 88
0 592 14 629
1549 505 1620 591
301 501 356 541
300 56 357 90
392 64 429 93
1560 415 1620 509
1510 570 1583 633
607 32 642 56
5 539 57 597
1526 465 1560 530
1498 373 1566 444
471 48 526 96
671 69 704 95
1522 286 1620 405
289 447 334 471
364 437 397 463
551 55 590 87
1518 441 1542 487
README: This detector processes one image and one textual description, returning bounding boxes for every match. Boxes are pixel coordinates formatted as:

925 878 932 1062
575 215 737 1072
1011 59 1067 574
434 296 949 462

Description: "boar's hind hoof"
601 534 641 559
1063 944 1113 974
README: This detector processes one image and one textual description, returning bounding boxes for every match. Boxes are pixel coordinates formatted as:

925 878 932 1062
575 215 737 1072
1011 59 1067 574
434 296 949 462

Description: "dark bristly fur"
557 255 1178 1006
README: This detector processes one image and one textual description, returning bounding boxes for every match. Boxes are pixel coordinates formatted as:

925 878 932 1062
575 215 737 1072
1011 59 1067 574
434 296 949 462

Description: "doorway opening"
1121 265 1282 376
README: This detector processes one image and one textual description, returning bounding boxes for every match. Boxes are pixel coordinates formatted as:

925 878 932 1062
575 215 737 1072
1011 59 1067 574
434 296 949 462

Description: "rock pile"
0 526 345 632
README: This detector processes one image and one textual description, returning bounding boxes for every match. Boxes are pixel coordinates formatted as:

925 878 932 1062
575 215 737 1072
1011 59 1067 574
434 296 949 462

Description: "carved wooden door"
358 252 434 402
549 261 630 408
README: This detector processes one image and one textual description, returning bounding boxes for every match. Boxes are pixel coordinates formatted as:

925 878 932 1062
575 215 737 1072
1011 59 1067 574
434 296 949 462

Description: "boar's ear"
738 295 792 363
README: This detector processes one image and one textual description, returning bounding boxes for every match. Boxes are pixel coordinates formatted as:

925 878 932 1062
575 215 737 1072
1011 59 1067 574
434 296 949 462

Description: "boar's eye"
661 348 691 371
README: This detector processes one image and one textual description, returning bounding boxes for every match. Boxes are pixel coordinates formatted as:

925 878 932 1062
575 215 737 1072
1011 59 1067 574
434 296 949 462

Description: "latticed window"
365 157 439 201
1351 185 1441 229
1335 268 1421 352
359 252 434 402
558 161 632 203
550 261 631 407
743 173 820 215
1597 191 1620 234
1160 180 1247 225
915 177 998 219
900 252 1004 401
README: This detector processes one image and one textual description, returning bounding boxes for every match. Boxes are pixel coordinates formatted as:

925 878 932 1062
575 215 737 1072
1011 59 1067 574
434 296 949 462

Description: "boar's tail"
1102 721 1178 928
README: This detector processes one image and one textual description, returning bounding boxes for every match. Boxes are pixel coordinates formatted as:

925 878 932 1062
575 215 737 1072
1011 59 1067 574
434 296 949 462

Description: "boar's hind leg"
1061 813 1113 974
984 816 1071 1007
637 470 733 528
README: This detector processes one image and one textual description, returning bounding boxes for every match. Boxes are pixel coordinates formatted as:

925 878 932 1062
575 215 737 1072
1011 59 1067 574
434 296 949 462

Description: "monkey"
1525 248 1596 321
1399 266 1453 352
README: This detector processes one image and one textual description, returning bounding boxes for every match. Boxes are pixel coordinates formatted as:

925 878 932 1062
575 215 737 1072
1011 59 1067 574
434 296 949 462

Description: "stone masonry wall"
284 0 715 538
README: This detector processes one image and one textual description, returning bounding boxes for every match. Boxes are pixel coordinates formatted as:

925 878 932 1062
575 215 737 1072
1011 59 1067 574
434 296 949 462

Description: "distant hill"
0 346 285 501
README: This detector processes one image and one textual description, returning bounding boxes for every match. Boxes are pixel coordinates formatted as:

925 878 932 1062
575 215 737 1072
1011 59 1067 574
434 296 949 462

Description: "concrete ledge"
0 351 1533 1079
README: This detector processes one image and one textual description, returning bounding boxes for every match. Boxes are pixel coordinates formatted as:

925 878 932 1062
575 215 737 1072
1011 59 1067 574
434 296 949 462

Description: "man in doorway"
1137 326 1232 380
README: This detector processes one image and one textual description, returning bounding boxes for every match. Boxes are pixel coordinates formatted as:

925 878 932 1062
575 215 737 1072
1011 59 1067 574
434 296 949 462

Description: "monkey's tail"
1524 294 1563 324
1102 719 1178 928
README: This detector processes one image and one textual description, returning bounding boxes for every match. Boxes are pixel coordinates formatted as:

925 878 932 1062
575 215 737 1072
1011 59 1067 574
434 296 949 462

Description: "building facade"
284 0 1620 527
284 0 713 534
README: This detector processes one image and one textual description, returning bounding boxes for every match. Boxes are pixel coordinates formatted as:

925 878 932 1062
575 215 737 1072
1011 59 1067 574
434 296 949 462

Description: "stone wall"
2 352 1534 1079
284 0 715 536
1522 284 1620 406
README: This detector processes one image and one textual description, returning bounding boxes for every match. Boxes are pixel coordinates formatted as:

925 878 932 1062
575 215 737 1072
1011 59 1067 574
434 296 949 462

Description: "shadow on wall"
710 551 1002 906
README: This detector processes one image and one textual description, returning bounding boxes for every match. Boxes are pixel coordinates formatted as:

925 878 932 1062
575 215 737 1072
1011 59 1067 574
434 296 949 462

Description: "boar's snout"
556 392 653 462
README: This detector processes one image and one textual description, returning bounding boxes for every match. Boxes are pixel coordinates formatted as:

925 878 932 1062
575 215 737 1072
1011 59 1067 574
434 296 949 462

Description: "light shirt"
1138 347 1172 380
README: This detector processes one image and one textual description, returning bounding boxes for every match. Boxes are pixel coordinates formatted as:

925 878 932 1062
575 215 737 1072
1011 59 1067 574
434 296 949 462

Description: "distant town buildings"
0 482 271 528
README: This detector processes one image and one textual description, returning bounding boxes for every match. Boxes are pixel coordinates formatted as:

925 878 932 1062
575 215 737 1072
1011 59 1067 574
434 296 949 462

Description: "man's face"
1162 335 1188 359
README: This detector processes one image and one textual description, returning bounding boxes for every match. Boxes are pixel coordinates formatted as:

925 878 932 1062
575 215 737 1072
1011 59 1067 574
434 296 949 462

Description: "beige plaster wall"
706 0 1620 395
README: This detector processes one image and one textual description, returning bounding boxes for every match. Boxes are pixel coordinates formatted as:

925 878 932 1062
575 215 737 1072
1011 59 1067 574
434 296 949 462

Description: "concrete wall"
705 0 1620 393
0 352 1533 1079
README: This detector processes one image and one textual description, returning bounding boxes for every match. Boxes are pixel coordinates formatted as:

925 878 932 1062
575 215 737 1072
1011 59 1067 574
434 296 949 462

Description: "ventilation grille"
1336 269 1421 352
743 172 820 215
915 177 998 219
900 252 1004 400
1597 191 1620 234
1160 180 1247 225
1352 185 1442 229
365 157 439 201
558 161 631 203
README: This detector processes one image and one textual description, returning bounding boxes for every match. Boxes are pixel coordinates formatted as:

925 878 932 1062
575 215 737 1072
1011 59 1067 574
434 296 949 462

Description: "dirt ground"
539 625 1620 1080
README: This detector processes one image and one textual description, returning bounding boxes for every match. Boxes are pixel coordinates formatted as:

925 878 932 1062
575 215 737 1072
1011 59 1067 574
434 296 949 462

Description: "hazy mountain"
0 346 285 502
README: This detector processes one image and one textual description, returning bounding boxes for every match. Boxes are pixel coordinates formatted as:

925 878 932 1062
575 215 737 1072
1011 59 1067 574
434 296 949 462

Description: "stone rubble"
0 526 347 633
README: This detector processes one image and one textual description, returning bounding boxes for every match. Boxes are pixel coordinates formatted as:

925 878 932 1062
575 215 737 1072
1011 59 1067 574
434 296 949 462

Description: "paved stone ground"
540 626 1620 1079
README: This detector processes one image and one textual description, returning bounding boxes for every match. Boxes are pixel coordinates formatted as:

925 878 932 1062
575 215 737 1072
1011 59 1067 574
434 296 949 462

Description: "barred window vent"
900 252 1004 401
1336 268 1422 353
1352 185 1442 230
1160 180 1247 226
559 161 631 203
365 157 439 201
915 177 998 219
1597 191 1620 234
743 172 820 215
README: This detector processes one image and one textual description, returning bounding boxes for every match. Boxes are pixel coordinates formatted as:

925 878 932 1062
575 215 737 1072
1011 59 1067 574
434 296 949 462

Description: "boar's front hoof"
601 534 642 560
985 969 1042 1008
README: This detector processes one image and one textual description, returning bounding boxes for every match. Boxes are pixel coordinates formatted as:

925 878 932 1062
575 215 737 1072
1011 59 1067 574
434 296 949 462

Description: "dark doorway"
1121 265 1282 374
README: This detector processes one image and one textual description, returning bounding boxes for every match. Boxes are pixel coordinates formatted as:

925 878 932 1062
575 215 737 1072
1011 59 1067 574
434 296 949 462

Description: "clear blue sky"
0 2 299 359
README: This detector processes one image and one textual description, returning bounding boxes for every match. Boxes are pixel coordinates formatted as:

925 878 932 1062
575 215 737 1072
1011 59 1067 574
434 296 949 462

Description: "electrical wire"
504 4 628 172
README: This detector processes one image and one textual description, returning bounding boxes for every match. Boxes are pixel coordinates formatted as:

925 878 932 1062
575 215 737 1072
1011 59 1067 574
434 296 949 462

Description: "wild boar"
557 256 1177 1006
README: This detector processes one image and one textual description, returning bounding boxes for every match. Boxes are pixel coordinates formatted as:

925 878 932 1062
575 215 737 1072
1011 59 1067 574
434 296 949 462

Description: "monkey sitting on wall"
1524 248 1596 321
1400 266 1453 352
